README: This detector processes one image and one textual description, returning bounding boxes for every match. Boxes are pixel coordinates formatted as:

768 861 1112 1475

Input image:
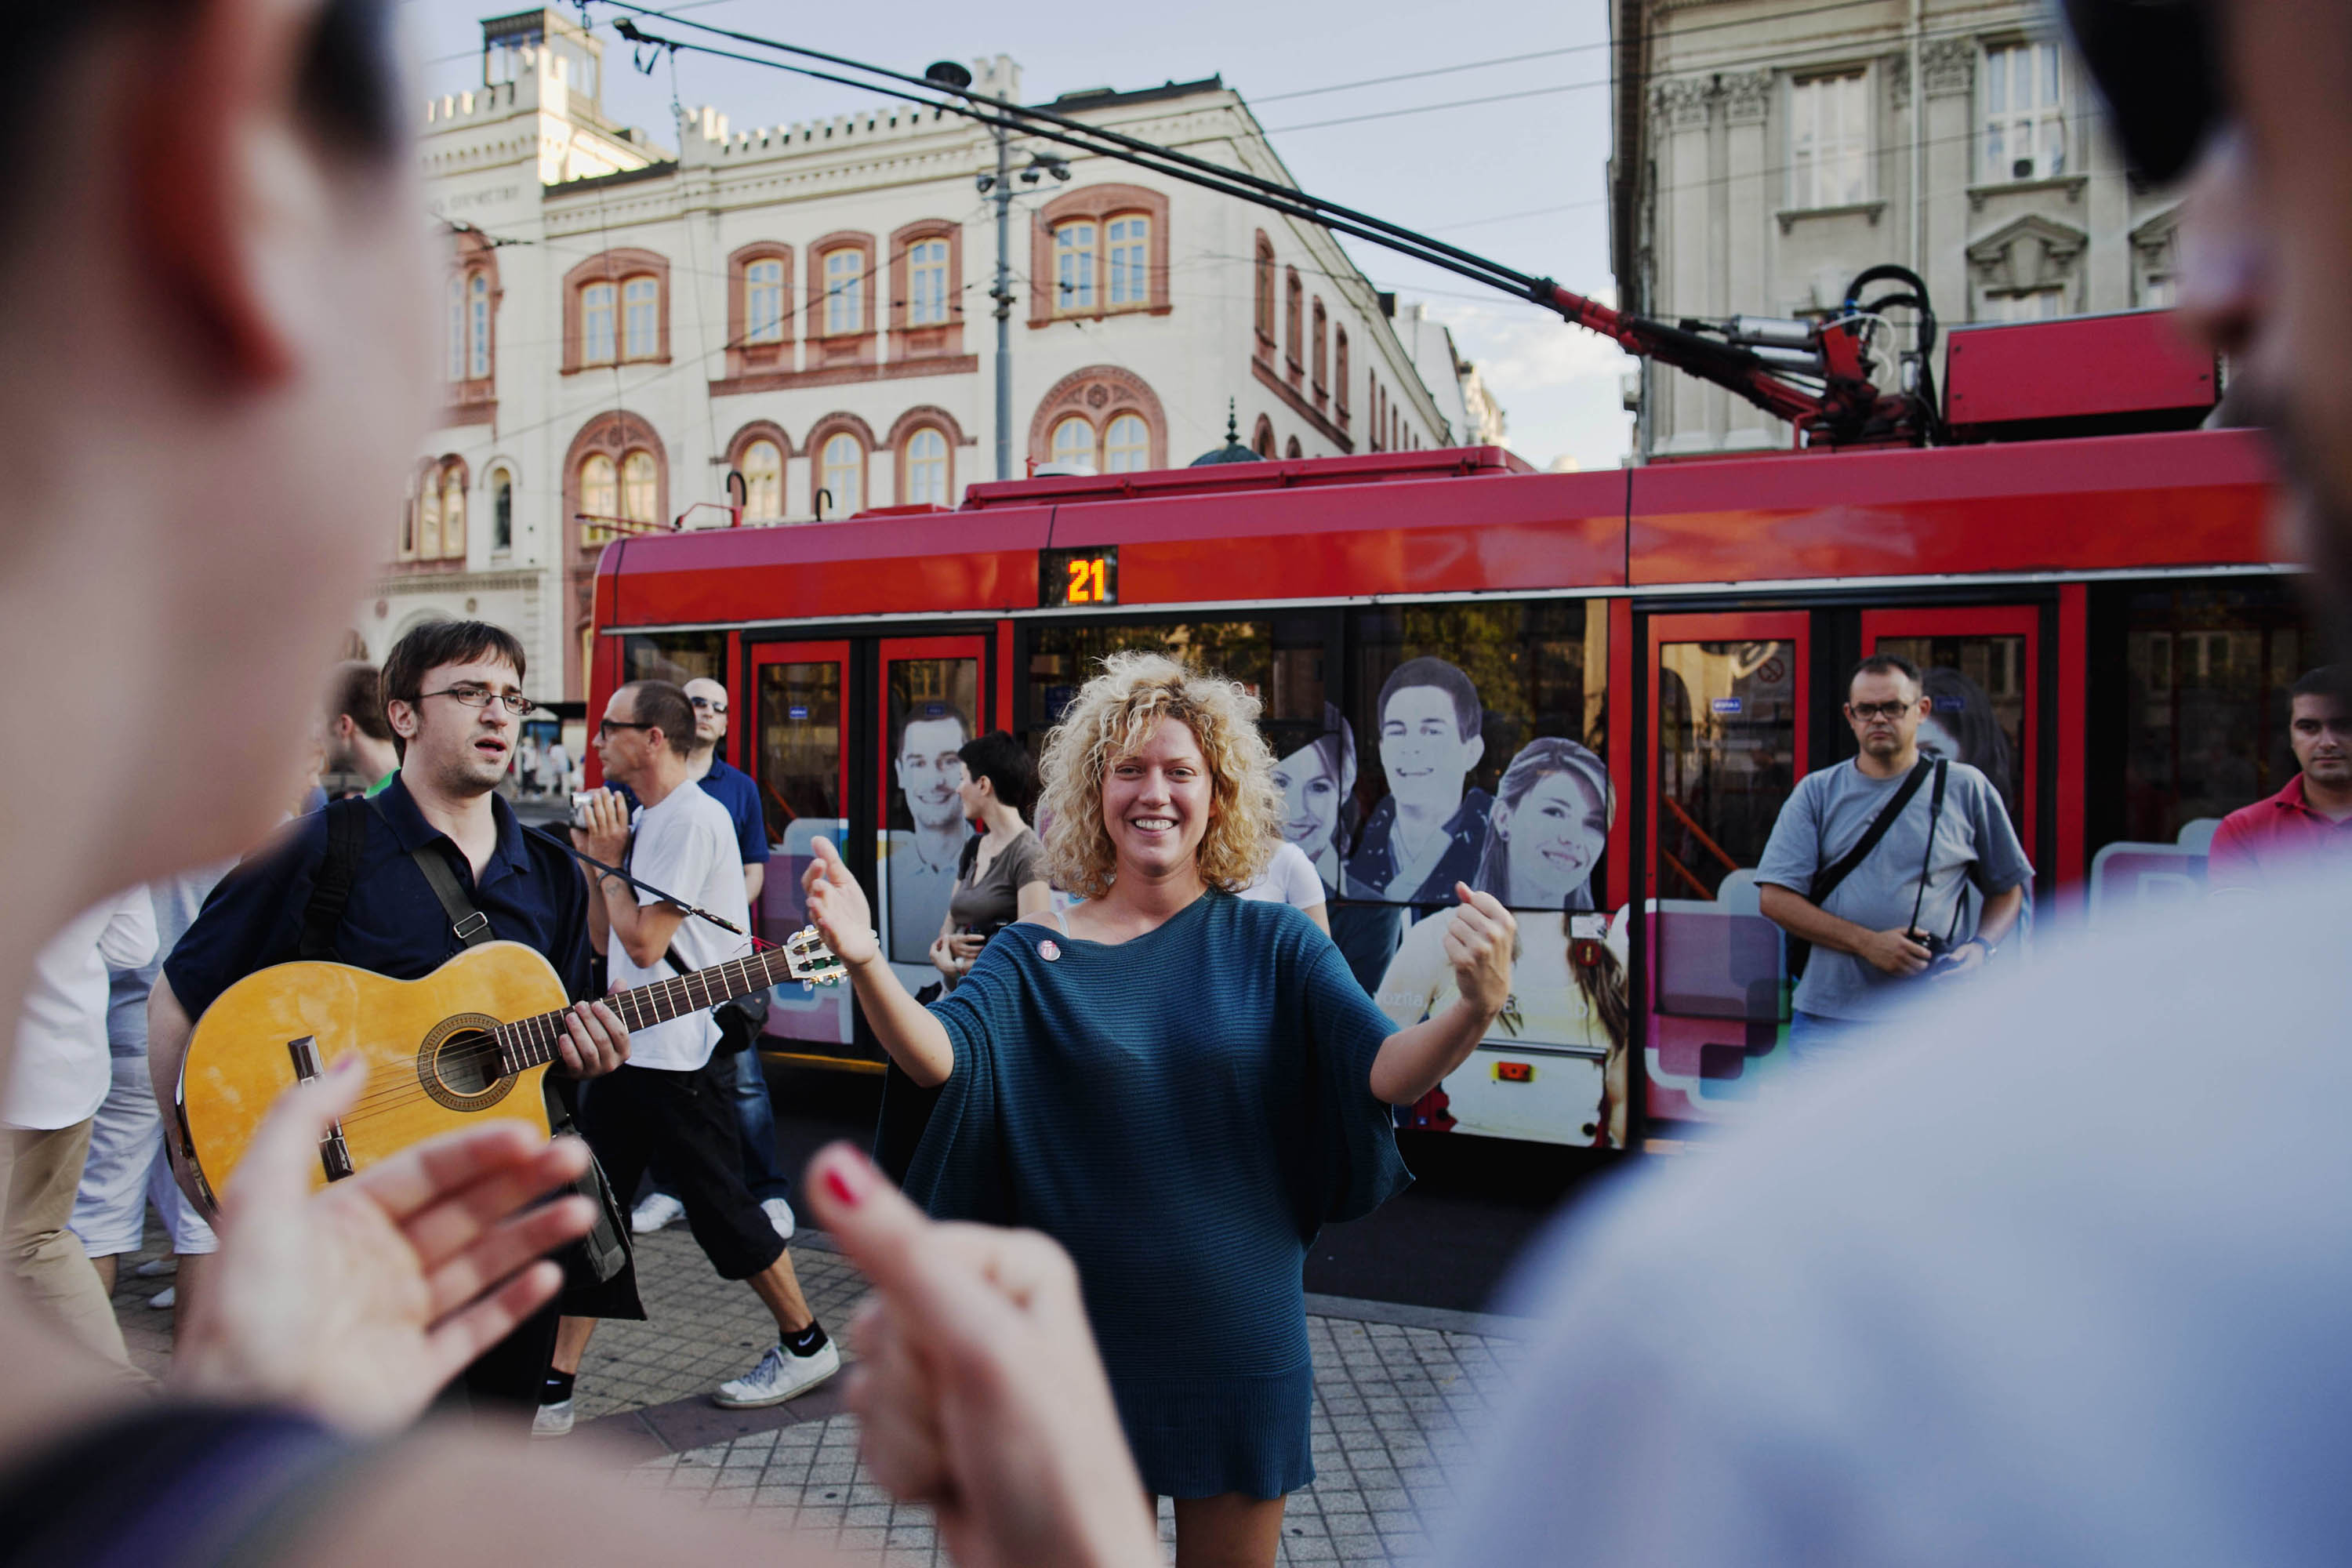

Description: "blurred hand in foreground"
175 1055 595 1434
807 1142 1157 1568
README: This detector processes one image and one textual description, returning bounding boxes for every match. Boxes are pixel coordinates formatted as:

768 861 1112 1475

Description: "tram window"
2099 581 2312 851
1027 620 1283 731
757 660 842 844
620 631 724 688
883 657 981 969
1653 639 1797 904
1877 633 2027 833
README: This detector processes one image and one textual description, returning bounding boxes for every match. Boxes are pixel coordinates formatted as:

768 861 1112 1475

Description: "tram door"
747 639 855 1057
875 637 989 1005
1645 613 1811 1134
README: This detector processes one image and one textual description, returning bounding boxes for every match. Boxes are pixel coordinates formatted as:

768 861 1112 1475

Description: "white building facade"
370 8 1454 700
1610 0 2185 457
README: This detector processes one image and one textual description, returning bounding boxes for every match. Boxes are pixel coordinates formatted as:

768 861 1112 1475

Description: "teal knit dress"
903 890 1412 1499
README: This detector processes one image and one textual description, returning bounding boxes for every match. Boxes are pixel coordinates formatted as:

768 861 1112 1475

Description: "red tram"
585 316 2294 1150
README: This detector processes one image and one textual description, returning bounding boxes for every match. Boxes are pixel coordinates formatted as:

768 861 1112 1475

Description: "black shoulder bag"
1788 757 1936 980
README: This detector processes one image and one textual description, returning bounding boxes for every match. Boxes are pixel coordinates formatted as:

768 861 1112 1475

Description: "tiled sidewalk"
107 1226 1523 1565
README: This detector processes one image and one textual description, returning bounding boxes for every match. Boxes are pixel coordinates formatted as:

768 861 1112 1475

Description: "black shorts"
577 1058 786 1282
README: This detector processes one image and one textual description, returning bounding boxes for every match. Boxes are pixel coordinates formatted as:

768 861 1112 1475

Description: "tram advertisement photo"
583 299 2288 1157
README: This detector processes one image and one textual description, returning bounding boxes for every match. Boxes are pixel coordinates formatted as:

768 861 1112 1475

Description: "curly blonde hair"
1037 650 1280 899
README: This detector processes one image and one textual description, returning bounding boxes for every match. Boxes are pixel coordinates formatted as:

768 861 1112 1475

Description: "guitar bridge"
287 1036 355 1181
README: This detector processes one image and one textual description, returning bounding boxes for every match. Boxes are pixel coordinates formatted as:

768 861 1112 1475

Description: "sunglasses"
2062 0 2221 184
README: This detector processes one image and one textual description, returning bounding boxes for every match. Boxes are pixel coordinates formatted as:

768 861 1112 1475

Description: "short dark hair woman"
804 651 1518 1565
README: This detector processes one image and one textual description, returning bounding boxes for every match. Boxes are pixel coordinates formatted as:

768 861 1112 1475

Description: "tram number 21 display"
1042 546 1119 608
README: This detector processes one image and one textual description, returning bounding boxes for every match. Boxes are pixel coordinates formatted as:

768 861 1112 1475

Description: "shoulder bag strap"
1904 760 1951 936
298 797 372 961
1809 757 1935 909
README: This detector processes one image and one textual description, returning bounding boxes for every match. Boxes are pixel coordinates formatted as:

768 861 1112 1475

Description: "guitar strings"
327 944 839 1125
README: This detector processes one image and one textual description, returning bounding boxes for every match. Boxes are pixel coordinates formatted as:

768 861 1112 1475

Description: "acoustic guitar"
173 928 845 1215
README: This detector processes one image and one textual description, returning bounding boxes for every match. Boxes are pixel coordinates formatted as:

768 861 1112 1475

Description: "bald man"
682 677 768 905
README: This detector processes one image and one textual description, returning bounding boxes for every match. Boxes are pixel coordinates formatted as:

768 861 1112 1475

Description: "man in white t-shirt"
550 681 835 1429
2 885 154 1374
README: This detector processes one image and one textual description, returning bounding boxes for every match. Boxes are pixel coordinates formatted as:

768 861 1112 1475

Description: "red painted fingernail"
824 1164 861 1207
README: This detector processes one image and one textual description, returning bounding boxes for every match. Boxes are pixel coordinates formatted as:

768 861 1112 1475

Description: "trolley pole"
991 122 1014 481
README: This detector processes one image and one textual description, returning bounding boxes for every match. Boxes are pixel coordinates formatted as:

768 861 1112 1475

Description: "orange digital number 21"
1066 557 1106 603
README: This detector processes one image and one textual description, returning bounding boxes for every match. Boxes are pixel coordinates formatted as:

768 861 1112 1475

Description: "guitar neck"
496 947 791 1072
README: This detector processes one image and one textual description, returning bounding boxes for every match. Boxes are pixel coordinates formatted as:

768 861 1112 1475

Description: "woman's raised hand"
1443 881 1518 1018
804 834 881 967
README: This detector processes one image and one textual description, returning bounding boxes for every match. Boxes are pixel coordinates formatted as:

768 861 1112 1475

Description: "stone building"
1609 0 2184 456
367 7 1455 700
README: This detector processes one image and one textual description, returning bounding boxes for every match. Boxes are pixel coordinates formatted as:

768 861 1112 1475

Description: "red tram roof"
596 427 2281 630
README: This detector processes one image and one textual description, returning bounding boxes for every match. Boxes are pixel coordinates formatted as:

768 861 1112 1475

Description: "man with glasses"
1754 654 2030 1060
151 619 635 1428
626 675 794 1242
556 679 836 1423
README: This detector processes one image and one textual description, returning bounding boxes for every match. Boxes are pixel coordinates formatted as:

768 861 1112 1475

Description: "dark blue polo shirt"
165 774 593 1020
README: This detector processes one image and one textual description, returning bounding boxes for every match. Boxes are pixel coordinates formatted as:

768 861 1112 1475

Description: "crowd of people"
5 1 2352 1566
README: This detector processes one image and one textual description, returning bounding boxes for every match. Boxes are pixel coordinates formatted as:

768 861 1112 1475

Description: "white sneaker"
134 1257 176 1279
532 1399 575 1438
761 1196 796 1241
147 1287 176 1310
630 1192 684 1235
713 1338 840 1410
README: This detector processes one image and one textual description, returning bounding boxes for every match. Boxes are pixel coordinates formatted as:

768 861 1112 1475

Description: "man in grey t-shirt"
1755 655 2030 1049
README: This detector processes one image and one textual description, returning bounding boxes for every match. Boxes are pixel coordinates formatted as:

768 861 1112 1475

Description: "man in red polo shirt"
2209 666 2352 891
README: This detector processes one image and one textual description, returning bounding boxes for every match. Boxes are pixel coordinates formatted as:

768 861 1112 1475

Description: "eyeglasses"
1846 701 1916 721
420 686 535 717
689 696 728 713
597 719 655 740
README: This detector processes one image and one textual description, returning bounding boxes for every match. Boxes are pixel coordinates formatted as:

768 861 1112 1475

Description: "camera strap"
1904 760 1951 938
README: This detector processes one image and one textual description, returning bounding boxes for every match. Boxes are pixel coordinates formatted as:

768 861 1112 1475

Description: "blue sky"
398 0 1636 470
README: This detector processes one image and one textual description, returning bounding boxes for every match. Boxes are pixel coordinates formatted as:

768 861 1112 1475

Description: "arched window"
1285 267 1304 375
1254 231 1275 347
622 277 659 360
440 468 466 559
1107 215 1149 307
906 240 949 326
823 249 863 335
1334 328 1352 418
1102 414 1149 474
820 433 864 516
445 276 465 382
1051 416 1095 470
902 427 949 505
1054 221 1098 314
1285 435 1303 460
582 281 616 365
468 272 491 379
1310 298 1328 398
621 451 658 527
579 453 617 546
1251 416 1276 459
418 476 443 558
491 470 513 552
746 259 786 344
741 439 783 521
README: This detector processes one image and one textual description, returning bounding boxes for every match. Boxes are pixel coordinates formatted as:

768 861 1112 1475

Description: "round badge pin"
1037 938 1061 961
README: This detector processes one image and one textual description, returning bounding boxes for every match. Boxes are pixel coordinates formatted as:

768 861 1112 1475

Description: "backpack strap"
407 839 495 948
298 797 372 961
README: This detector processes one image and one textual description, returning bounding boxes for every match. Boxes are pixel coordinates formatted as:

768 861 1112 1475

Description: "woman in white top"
1236 838 1329 932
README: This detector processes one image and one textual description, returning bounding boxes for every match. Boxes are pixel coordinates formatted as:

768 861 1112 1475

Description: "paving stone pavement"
106 1216 1523 1565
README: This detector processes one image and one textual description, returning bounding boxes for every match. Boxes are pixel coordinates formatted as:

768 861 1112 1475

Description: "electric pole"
992 122 1014 481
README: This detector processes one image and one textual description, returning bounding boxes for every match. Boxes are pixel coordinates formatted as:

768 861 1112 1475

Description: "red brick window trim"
888 221 964 360
1334 327 1352 425
808 231 879 372
1284 267 1304 386
563 411 667 551
562 247 671 373
1029 184 1172 326
725 419 793 523
1253 230 1276 356
726 242 794 379
808 412 877 518
1310 297 1329 411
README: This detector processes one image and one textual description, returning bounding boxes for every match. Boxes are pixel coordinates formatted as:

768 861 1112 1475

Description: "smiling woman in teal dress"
803 650 1517 1568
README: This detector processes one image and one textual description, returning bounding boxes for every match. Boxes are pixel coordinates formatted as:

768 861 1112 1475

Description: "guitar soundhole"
416 1014 517 1114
